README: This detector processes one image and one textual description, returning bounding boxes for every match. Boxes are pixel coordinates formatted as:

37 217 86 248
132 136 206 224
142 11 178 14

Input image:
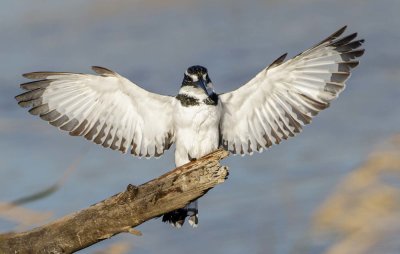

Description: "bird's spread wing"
219 26 364 155
16 66 175 158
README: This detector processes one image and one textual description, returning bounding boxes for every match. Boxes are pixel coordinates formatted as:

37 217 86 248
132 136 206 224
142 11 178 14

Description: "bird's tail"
162 200 198 228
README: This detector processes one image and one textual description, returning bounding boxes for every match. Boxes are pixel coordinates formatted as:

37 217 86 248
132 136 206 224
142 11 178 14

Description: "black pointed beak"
197 79 213 96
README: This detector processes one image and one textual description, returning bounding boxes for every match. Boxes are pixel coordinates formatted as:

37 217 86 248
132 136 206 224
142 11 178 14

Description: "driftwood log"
0 149 229 253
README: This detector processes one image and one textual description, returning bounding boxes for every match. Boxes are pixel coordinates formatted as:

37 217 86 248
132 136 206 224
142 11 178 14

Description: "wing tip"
22 71 74 80
316 25 348 47
266 53 288 70
329 25 348 40
22 72 43 79
91 66 118 77
337 25 348 34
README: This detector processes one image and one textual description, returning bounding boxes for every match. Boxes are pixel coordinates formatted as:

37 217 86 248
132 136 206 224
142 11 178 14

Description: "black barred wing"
16 66 175 158
219 26 364 155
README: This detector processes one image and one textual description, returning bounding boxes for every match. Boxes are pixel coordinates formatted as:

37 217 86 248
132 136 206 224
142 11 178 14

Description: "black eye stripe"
183 73 193 82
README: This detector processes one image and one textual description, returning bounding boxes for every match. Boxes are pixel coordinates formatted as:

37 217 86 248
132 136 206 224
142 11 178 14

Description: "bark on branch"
0 149 229 254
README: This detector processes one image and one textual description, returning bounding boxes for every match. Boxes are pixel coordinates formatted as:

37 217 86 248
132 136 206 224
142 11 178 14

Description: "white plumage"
174 99 221 167
16 26 364 227
219 26 364 155
18 67 175 158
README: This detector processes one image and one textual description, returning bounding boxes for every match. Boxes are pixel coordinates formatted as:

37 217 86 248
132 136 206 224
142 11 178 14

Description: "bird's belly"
174 103 221 167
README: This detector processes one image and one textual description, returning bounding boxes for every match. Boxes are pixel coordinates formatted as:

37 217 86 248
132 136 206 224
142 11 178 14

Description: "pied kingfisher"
15 26 364 227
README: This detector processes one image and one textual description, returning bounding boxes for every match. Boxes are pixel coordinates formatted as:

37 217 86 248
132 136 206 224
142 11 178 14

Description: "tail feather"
187 201 199 228
162 200 198 228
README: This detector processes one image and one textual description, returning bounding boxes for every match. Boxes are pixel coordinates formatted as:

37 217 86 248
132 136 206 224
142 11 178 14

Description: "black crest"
187 65 208 76
183 65 209 84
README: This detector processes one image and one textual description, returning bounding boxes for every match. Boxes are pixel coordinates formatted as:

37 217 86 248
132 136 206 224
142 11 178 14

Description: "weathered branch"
0 149 229 254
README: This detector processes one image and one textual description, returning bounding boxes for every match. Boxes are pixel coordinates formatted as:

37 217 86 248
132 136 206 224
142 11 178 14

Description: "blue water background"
0 1 399 253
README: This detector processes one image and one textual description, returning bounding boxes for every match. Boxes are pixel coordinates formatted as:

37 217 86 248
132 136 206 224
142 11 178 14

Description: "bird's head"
181 65 215 96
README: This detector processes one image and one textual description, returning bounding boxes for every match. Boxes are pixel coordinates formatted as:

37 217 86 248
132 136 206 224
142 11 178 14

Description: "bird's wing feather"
219 26 364 155
16 66 175 158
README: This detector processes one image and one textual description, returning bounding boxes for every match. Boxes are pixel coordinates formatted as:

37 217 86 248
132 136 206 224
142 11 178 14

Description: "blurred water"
0 0 399 253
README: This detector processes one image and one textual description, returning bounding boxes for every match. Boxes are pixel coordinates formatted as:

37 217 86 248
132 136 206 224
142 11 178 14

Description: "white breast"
173 99 221 167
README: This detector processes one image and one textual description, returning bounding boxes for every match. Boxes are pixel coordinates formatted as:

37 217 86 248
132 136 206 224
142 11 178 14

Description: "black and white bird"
15 26 364 227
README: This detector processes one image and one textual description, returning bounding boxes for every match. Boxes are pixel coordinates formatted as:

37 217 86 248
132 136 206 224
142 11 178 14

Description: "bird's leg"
188 154 197 162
